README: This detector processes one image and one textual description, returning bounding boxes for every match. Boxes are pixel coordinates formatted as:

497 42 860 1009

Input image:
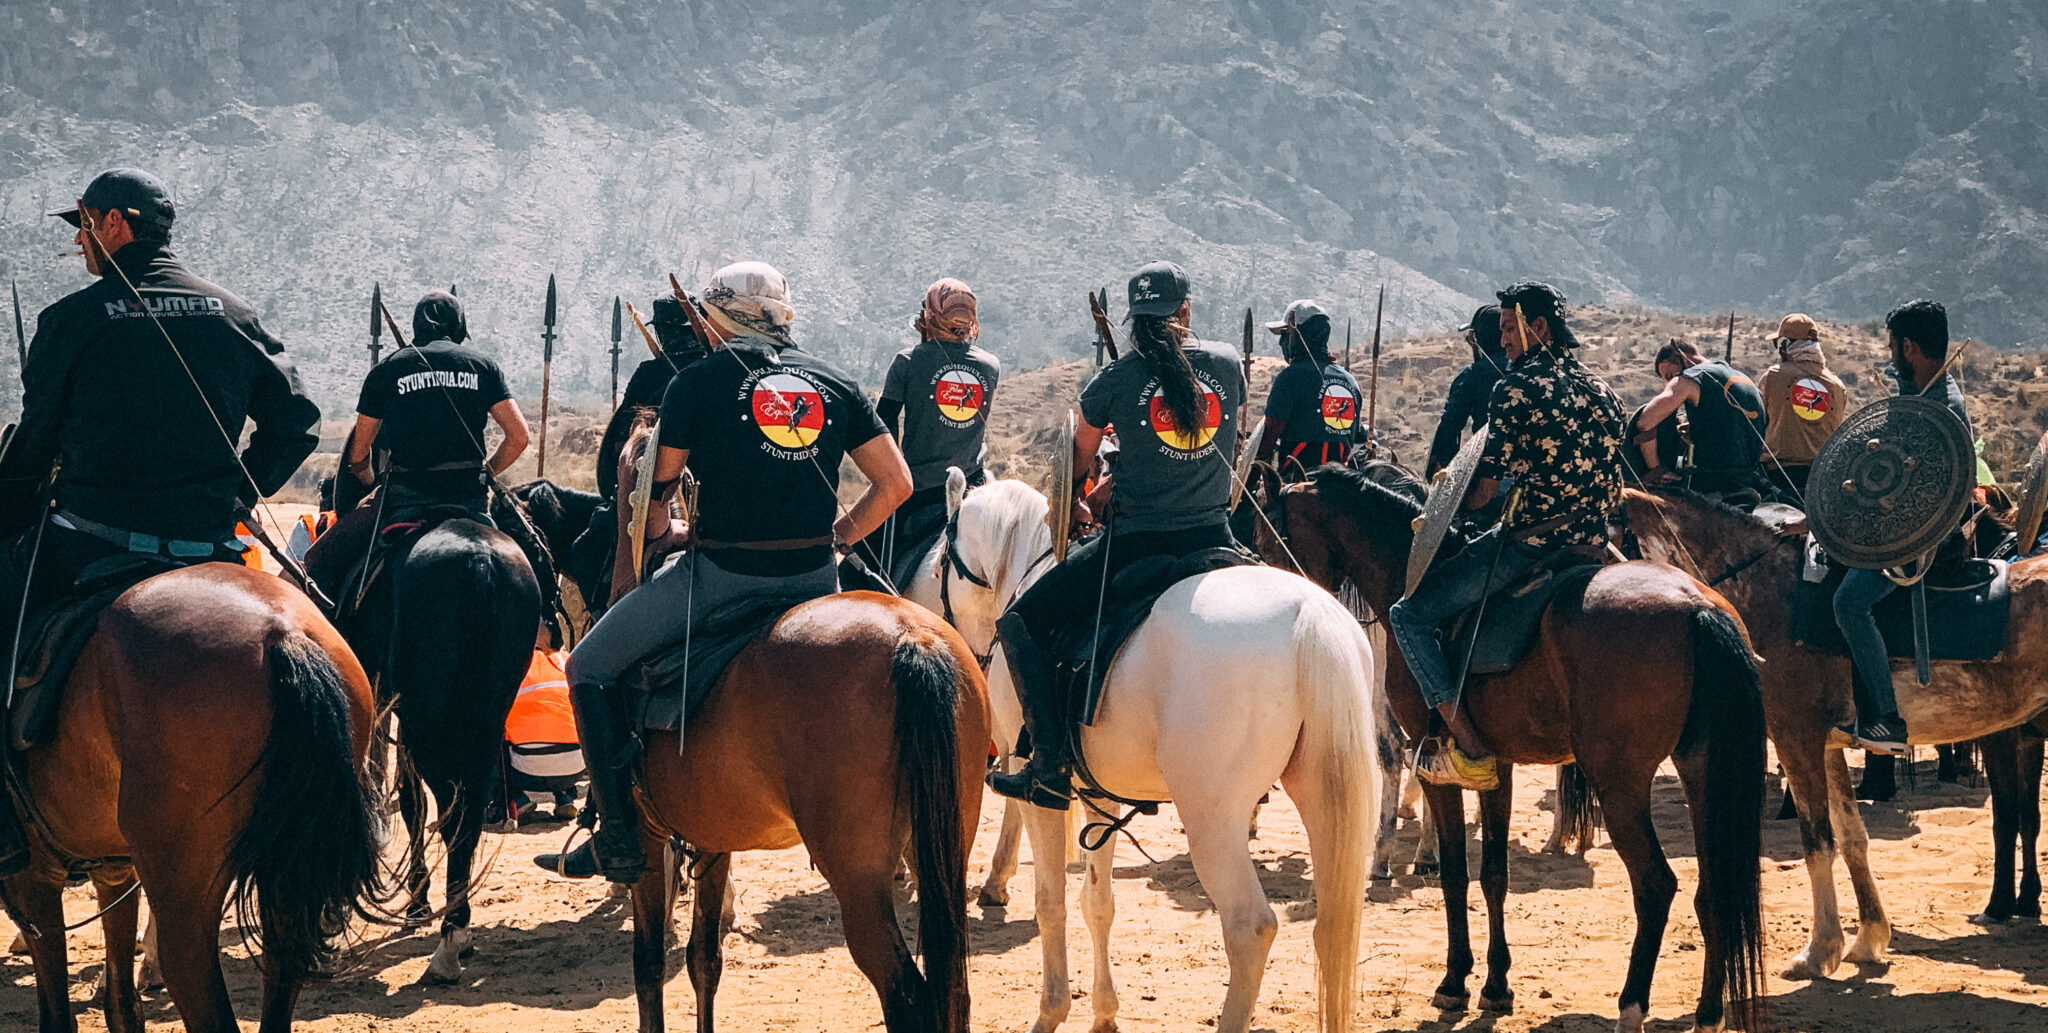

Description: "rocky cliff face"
1 0 2040 416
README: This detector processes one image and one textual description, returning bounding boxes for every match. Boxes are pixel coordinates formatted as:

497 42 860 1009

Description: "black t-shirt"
659 340 887 575
357 339 512 496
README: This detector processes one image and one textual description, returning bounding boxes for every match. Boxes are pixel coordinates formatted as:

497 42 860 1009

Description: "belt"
696 536 835 552
53 509 234 559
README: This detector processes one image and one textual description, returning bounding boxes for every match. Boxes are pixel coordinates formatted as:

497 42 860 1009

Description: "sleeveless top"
1678 361 1767 472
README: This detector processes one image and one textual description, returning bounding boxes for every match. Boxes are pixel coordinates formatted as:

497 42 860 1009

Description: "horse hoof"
1397 804 1417 821
977 887 1010 908
1480 993 1514 1014
1432 992 1469 1011
1969 912 2007 927
6 930 26 955
1615 1003 1648 1033
1088 1019 1119 1033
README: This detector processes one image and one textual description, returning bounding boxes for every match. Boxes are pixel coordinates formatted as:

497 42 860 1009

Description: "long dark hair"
1130 314 1206 441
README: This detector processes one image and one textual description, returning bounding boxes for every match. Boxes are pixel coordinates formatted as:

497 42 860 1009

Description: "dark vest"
1680 361 1767 472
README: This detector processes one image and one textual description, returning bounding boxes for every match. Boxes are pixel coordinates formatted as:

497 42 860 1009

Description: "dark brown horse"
611 422 988 1033
1624 487 2048 943
2 564 383 1032
1261 464 1766 1033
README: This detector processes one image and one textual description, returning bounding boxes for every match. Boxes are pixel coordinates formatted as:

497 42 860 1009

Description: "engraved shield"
2013 434 2048 557
1049 409 1077 563
1807 395 1973 570
1405 424 1488 597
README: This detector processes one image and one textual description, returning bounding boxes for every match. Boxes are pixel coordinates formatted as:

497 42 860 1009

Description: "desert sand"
4 755 2045 1032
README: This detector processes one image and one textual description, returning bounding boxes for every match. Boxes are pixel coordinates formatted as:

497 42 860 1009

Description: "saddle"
1449 547 1607 677
1790 551 2009 662
633 590 823 732
338 503 492 615
1048 544 1261 726
10 554 177 751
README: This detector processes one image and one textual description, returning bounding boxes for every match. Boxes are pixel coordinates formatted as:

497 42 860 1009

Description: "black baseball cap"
1459 304 1504 349
1126 260 1190 318
51 168 176 231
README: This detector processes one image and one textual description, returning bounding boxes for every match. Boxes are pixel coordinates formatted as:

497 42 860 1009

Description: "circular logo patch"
750 372 825 449
1319 382 1359 432
1790 378 1834 422
1145 383 1222 452
933 367 986 425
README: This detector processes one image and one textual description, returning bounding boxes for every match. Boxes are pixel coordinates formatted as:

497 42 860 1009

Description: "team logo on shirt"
1319 383 1359 432
1142 378 1223 454
932 366 987 426
749 372 826 450
1790 377 1835 421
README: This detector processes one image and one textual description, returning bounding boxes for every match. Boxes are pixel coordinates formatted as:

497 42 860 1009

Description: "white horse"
906 475 1378 1033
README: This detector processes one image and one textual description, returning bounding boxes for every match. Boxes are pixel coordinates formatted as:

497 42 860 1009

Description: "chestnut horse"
1623 487 2048 943
610 421 988 1033
1 563 383 1032
1264 464 1766 1033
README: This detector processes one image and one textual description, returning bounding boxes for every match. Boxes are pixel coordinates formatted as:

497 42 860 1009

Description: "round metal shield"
1230 417 1265 510
1049 409 1077 562
2013 434 2048 557
1807 395 1973 570
1405 424 1488 597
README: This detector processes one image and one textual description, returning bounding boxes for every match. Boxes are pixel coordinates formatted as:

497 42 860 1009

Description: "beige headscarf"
914 277 979 343
701 261 796 347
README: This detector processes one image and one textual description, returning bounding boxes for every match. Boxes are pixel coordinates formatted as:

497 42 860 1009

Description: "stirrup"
1417 741 1500 792
987 767 1072 811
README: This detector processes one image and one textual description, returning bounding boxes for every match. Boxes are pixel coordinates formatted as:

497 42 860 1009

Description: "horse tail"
1293 597 1374 1033
1555 762 1600 851
1684 606 1767 1032
230 632 384 979
891 636 971 1031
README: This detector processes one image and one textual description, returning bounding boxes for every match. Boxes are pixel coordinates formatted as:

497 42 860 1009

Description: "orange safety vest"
505 649 578 747
235 522 264 570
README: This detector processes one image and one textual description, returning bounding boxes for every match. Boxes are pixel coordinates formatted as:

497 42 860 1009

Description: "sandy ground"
4 754 2045 1033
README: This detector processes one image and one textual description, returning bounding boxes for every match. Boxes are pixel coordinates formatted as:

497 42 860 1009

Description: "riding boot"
0 804 27 878
569 681 646 884
987 612 1074 810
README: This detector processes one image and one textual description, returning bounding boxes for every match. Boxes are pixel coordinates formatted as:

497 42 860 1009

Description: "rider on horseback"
1426 304 1507 478
853 278 1000 581
1386 282 1628 792
304 290 530 601
565 261 913 883
1831 299 1973 755
0 168 322 876
1631 337 1771 504
1253 299 1363 477
988 260 1249 810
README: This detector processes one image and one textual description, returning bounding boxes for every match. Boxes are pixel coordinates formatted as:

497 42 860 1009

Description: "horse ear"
946 466 967 517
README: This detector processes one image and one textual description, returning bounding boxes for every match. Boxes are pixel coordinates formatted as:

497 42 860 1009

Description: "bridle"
936 505 1053 668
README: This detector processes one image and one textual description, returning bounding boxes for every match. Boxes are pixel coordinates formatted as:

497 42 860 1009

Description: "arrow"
539 273 558 477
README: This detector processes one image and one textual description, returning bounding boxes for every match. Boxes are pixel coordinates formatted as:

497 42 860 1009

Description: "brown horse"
610 422 988 1033
2 563 384 1033
1623 487 2048 946
1261 463 1766 1033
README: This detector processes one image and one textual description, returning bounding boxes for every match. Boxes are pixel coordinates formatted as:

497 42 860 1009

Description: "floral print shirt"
1476 346 1628 549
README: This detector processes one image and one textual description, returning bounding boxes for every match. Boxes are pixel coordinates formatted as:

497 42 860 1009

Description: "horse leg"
1181 799 1279 1033
93 870 144 1033
1776 728 1845 980
629 838 674 1033
1825 749 1891 963
824 866 930 1033
1370 713 1407 879
2019 737 2044 920
1077 840 1120 1033
684 853 732 1033
1411 785 1439 876
397 762 432 930
426 788 483 984
979 758 1024 908
1585 777 1677 1033
1024 802 1075 1033
5 875 77 1033
143 869 239 1033
1476 772 1515 1013
1421 782 1473 1010
1974 728 2025 925
1671 752 1729 1033
138 905 162 990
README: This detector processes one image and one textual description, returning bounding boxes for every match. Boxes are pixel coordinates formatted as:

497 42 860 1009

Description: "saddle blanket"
11 554 175 751
1791 555 2008 662
634 592 821 732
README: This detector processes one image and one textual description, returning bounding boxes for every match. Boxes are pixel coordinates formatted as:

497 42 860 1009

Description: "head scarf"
701 261 796 347
412 289 468 344
1779 338 1824 363
914 278 978 343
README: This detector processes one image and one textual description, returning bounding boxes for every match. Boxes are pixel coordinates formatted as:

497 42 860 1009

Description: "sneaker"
1418 741 1500 792
1852 714 1909 756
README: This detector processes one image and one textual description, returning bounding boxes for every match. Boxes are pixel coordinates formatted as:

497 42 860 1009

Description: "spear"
368 282 384 365
1366 285 1385 448
1240 306 1254 385
1724 311 1736 362
1087 289 1121 363
10 279 26 370
1344 318 1353 369
539 273 558 478
625 300 680 373
375 294 409 349
610 295 624 411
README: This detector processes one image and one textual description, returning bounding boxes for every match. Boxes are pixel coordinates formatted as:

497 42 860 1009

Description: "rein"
1704 533 1793 588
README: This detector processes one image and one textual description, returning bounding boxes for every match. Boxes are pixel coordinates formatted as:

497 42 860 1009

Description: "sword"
539 273 558 477
610 295 623 412
10 278 26 371
369 282 384 365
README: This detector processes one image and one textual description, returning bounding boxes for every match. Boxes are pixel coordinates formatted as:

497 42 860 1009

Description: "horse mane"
954 478 1051 596
1306 463 1426 529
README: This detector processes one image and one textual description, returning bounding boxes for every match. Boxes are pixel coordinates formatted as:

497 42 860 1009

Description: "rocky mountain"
1 0 2042 421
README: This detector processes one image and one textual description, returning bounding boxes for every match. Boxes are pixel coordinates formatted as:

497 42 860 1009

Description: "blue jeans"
566 549 838 688
1386 528 1548 709
1832 566 1899 717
